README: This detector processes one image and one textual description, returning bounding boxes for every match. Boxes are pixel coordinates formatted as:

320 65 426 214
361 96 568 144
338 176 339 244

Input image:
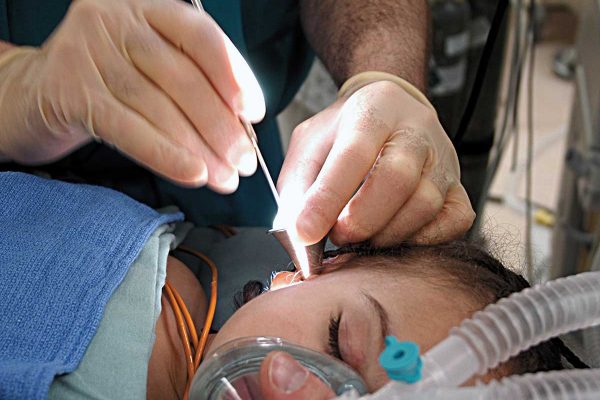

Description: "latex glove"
0 0 264 192
276 72 475 246
260 351 335 399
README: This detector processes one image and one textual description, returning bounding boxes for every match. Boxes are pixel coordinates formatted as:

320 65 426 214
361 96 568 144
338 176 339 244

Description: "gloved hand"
276 72 475 246
0 0 264 192
260 351 335 400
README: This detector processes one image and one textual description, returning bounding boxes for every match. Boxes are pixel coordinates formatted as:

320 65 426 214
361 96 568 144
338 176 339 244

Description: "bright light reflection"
224 40 266 123
272 184 312 277
270 271 304 291
290 240 310 278
273 184 305 231
193 1 265 123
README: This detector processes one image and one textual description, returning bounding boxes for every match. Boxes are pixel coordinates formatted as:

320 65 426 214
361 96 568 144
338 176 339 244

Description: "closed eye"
328 314 342 360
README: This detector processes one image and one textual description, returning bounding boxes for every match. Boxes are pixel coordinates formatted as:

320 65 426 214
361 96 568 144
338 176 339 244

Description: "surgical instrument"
191 0 279 206
191 0 326 277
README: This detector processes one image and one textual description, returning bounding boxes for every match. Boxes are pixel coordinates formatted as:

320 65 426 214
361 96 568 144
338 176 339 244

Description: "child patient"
147 240 570 399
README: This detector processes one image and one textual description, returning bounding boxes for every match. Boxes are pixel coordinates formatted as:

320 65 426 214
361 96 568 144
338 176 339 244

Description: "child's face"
207 255 482 391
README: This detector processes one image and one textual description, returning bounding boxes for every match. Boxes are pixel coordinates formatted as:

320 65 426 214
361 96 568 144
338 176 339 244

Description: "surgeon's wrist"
0 46 37 69
0 46 64 163
338 71 436 113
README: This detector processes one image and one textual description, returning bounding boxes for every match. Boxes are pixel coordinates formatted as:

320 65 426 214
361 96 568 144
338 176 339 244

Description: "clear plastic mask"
189 336 368 399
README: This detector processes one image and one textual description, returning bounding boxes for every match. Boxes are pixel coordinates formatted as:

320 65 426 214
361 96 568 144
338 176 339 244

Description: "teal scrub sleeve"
1 0 70 45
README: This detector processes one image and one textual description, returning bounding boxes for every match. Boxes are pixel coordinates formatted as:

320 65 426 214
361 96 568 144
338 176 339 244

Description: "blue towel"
0 172 183 400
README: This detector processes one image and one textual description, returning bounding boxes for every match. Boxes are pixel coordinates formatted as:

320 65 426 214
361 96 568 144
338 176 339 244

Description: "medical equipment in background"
189 337 368 399
455 0 577 279
428 0 509 219
334 269 600 399
550 0 600 287
548 0 600 367
429 0 471 135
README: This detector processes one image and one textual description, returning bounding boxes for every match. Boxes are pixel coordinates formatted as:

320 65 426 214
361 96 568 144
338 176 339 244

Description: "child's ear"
270 271 302 291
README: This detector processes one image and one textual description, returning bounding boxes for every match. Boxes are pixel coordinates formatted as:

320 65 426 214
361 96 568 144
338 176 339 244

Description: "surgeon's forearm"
299 0 429 91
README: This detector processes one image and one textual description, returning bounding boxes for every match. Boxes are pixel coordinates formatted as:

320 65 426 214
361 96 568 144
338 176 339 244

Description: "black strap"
551 338 590 369
453 0 509 147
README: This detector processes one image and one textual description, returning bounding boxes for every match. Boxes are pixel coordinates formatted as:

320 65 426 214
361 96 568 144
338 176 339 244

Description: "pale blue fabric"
0 172 183 400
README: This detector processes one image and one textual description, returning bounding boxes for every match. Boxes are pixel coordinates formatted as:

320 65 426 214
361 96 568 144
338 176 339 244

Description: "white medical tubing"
473 369 600 399
418 271 600 388
337 271 600 399
583 248 600 366
343 369 600 400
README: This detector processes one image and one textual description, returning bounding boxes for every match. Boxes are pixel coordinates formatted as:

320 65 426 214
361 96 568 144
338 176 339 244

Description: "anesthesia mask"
189 337 368 399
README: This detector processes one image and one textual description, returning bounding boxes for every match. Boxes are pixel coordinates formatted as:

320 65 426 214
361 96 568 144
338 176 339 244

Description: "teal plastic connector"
378 336 422 384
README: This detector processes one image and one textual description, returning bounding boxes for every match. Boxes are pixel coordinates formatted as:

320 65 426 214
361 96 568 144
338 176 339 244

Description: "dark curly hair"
235 239 588 375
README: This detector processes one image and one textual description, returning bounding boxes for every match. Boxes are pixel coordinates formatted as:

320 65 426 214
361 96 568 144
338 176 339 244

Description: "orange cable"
164 283 196 400
177 245 218 369
171 287 199 350
198 271 217 369
169 245 219 399
164 282 195 383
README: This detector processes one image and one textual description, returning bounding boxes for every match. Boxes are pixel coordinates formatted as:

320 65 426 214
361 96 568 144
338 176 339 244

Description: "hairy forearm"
300 0 429 91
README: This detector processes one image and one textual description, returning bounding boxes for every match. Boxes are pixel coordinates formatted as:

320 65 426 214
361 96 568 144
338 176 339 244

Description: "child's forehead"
308 257 431 290
320 253 424 277
267 253 456 300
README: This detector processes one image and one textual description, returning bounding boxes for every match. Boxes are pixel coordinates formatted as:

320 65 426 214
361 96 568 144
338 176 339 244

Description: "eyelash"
328 314 342 360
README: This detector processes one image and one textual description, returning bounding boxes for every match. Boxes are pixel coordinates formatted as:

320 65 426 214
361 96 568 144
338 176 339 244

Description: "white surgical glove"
0 0 265 192
276 71 475 246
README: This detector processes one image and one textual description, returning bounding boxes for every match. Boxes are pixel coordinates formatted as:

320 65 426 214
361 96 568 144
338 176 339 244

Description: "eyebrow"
362 292 391 343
